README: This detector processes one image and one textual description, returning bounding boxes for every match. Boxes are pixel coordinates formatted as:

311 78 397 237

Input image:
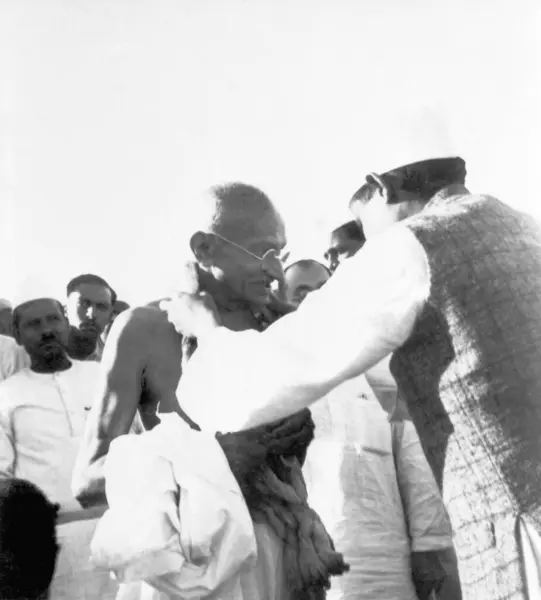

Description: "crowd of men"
0 152 540 600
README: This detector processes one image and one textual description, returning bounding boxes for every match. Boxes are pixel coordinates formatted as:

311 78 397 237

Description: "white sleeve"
397 422 454 551
0 397 16 479
181 225 431 429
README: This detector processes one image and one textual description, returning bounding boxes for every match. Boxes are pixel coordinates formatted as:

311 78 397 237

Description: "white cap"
12 275 61 310
367 105 458 175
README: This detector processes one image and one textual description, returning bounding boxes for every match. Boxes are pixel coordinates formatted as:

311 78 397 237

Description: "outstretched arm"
167 226 430 429
72 309 146 507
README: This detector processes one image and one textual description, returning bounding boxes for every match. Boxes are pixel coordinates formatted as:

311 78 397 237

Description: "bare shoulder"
105 304 182 362
110 305 171 341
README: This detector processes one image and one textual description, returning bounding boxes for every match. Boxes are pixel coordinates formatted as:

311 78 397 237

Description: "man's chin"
41 347 67 362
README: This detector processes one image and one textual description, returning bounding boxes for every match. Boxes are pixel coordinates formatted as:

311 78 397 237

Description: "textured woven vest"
390 187 541 599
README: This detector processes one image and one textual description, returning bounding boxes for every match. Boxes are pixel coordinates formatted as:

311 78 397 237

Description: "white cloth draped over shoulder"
90 413 259 600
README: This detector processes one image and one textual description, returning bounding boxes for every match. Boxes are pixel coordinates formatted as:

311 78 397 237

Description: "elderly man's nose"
262 253 284 280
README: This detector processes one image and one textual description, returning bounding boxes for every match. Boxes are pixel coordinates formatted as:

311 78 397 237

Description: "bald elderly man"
73 183 338 599
73 183 292 504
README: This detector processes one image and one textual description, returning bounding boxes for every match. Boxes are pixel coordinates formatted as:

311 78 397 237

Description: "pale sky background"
1 0 540 304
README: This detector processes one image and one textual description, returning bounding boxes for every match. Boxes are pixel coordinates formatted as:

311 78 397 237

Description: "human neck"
31 354 72 374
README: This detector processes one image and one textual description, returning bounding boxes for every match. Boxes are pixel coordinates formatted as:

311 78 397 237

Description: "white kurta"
0 360 100 511
304 371 453 600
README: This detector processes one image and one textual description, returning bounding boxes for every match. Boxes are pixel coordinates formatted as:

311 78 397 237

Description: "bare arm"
72 309 148 507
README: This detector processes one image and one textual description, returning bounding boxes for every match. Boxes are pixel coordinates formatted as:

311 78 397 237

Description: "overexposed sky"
1 0 540 303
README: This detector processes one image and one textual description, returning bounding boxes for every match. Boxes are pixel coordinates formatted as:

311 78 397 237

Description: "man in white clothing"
284 257 460 599
0 293 100 511
0 291 120 600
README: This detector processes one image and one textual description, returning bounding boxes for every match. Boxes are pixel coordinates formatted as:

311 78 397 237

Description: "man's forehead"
73 282 113 302
19 299 62 319
287 263 329 284
226 216 287 248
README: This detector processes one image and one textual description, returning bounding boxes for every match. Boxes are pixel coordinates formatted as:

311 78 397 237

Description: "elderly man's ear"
190 232 215 267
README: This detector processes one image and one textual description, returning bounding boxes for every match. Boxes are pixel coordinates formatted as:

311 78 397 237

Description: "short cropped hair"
66 273 117 305
331 220 365 243
350 157 467 206
0 478 59 599
188 182 281 240
284 259 331 277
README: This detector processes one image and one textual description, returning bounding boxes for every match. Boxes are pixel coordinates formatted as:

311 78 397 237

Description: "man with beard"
0 291 100 511
65 274 116 361
73 183 341 599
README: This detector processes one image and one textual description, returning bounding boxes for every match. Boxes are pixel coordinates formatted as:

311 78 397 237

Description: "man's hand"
411 550 454 600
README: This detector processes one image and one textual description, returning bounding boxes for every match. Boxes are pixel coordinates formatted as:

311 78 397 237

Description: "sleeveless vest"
390 188 541 599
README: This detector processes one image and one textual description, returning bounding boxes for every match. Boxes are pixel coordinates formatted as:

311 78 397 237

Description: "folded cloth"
216 411 350 599
90 413 257 599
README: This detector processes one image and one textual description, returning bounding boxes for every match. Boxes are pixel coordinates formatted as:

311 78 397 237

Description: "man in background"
284 260 460 600
0 291 100 511
65 274 116 361
324 220 365 273
283 259 331 306
0 288 118 599
0 299 13 336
